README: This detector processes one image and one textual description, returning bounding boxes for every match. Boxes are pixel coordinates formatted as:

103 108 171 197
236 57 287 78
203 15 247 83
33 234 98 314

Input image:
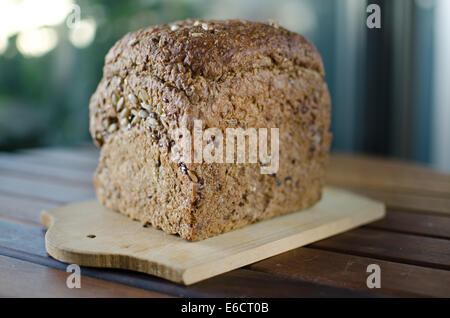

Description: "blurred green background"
0 0 449 172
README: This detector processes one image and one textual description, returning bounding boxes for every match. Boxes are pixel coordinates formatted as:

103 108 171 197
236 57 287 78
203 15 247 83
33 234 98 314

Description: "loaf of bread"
89 19 332 241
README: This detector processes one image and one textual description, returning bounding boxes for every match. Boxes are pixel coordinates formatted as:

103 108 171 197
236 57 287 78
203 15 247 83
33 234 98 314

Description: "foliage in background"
0 0 205 150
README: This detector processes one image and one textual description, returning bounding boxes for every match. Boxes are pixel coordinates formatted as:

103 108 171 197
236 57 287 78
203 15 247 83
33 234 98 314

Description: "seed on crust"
148 117 159 127
119 108 130 118
120 117 129 127
128 93 137 105
111 93 117 106
128 38 138 46
139 109 149 118
107 123 118 133
159 116 169 130
140 102 151 111
116 96 124 111
187 170 199 183
131 115 141 125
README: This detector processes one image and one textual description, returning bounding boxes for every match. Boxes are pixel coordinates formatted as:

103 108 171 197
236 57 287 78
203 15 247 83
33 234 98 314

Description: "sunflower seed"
131 116 141 125
187 170 199 183
119 108 130 118
107 123 118 133
268 19 279 29
191 32 203 37
170 24 179 31
312 134 321 147
140 102 151 111
102 118 110 127
111 93 117 105
201 23 208 31
193 20 201 26
128 38 138 46
148 117 159 127
160 117 168 130
120 117 129 126
131 109 138 116
139 109 149 118
128 93 137 105
116 96 124 111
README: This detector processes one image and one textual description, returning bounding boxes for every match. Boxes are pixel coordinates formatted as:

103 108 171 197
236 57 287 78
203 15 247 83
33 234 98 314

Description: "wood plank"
20 147 98 168
187 268 375 297
0 153 94 185
311 228 450 270
0 218 369 297
336 186 450 216
0 193 57 225
40 187 384 285
368 209 450 239
0 255 169 298
250 248 450 298
327 153 450 197
0 174 95 203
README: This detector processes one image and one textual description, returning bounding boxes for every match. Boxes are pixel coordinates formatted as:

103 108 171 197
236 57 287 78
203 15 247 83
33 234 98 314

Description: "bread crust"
90 19 332 241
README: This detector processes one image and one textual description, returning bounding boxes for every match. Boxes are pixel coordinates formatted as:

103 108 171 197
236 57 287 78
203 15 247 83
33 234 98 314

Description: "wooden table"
0 146 449 297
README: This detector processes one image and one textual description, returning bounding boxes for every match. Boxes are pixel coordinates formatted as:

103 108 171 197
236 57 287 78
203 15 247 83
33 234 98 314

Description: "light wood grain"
41 186 384 285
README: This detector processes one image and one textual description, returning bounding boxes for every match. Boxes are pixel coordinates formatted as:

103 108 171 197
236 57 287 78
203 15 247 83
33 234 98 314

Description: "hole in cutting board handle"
87 234 96 238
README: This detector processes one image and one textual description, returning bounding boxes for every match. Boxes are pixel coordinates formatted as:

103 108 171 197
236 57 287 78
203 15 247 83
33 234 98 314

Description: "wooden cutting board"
41 186 385 285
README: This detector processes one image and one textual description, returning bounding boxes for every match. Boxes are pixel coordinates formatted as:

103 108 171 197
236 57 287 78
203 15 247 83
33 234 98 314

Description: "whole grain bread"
89 19 332 241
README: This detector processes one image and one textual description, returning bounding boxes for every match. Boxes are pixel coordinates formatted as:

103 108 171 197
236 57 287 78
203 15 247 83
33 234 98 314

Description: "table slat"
0 175 95 203
249 248 450 297
311 228 450 270
0 255 169 298
368 209 450 239
327 153 450 197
